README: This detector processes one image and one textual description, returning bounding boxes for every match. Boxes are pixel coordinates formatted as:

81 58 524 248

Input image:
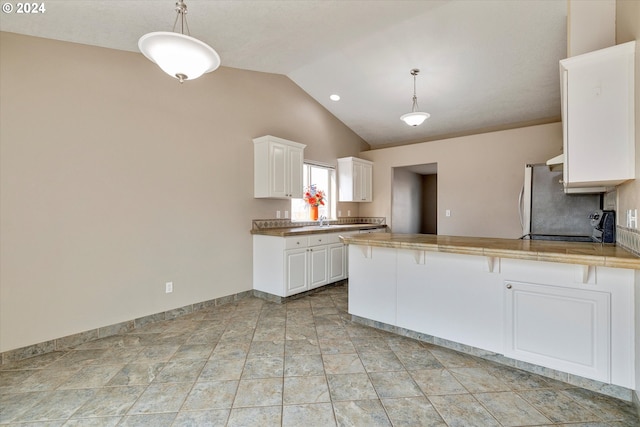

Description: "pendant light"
400 69 430 126
138 0 220 83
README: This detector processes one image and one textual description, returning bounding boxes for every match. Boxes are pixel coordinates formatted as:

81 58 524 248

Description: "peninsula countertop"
340 233 640 270
251 223 387 237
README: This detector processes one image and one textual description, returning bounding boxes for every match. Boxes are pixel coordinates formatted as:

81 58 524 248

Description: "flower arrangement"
304 184 325 207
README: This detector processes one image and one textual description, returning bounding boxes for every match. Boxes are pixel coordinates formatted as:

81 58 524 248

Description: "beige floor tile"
517 389 602 423
410 369 468 396
322 353 365 374
326 373 377 401
233 378 283 407
381 397 447 427
282 402 336 427
429 394 501 427
475 391 551 426
332 399 392 426
283 375 330 405
226 405 281 427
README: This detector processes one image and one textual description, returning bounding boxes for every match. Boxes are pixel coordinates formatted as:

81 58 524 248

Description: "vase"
310 205 318 220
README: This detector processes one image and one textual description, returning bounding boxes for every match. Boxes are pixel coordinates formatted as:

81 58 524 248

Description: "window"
291 162 336 221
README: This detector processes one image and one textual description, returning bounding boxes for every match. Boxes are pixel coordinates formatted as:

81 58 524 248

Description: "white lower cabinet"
254 233 345 297
504 281 610 382
307 244 328 290
284 248 308 295
328 243 346 283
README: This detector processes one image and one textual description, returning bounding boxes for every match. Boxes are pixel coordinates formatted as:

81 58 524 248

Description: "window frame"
291 161 337 221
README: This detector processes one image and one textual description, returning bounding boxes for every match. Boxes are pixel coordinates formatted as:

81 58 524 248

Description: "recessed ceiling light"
330 94 341 101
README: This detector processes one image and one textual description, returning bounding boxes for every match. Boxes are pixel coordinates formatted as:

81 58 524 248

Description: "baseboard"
252 280 348 304
352 314 634 403
0 289 253 365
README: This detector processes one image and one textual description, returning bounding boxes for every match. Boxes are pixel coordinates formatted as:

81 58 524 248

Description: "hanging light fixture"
400 68 430 126
138 0 220 83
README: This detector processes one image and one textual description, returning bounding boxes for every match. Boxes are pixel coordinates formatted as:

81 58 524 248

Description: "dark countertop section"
340 233 640 270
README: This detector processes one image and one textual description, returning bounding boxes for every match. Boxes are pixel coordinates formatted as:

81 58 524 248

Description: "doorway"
391 163 437 234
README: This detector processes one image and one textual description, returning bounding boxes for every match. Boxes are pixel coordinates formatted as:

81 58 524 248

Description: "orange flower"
304 185 325 207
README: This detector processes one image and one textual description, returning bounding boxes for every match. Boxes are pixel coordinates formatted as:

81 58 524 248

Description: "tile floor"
1 284 638 426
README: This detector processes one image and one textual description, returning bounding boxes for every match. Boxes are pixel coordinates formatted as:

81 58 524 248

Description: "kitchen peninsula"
341 233 639 400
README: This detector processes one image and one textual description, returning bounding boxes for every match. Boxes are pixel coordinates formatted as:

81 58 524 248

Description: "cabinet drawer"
285 237 309 249
308 233 340 246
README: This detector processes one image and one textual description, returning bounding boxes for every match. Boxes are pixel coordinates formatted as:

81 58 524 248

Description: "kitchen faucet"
319 215 327 227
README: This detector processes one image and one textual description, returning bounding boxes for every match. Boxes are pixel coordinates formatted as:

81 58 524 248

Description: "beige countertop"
251 223 387 237
340 233 640 270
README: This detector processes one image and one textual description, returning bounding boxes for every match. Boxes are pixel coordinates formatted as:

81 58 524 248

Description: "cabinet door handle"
506 284 512 289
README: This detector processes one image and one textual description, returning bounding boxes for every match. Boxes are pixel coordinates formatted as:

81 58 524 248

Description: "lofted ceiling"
0 0 567 148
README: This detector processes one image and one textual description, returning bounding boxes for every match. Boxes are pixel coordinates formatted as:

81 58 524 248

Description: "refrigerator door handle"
518 185 525 230
521 166 533 238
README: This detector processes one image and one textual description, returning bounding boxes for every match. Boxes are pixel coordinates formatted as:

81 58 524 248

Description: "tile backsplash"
252 217 386 231
617 226 640 256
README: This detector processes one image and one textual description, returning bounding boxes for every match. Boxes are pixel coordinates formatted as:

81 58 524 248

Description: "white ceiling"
0 0 567 148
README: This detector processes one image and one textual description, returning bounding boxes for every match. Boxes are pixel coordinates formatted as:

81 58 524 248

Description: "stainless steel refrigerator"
519 164 601 241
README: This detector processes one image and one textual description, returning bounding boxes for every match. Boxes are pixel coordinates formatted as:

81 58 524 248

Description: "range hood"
545 153 564 171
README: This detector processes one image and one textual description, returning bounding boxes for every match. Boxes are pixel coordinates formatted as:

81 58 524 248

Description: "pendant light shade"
400 69 430 126
138 1 220 83
400 111 430 126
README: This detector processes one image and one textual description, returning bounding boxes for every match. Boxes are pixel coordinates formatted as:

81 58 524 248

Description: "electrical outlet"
338 210 342 217
628 209 638 229
347 210 351 217
445 209 451 217
276 210 281 219
284 210 289 218
165 282 173 293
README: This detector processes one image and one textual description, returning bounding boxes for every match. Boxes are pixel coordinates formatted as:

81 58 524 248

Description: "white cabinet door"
308 246 328 290
287 145 304 199
285 248 308 296
269 142 287 198
328 243 346 282
359 162 372 202
561 41 635 191
353 162 364 202
348 245 396 324
504 281 611 382
254 135 306 199
338 157 373 202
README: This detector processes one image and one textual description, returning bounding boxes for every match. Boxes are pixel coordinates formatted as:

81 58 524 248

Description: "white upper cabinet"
337 157 373 202
254 135 306 199
561 41 635 192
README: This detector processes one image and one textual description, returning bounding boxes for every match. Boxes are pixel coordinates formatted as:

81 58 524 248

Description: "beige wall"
615 0 640 407
0 32 367 352
359 123 562 238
